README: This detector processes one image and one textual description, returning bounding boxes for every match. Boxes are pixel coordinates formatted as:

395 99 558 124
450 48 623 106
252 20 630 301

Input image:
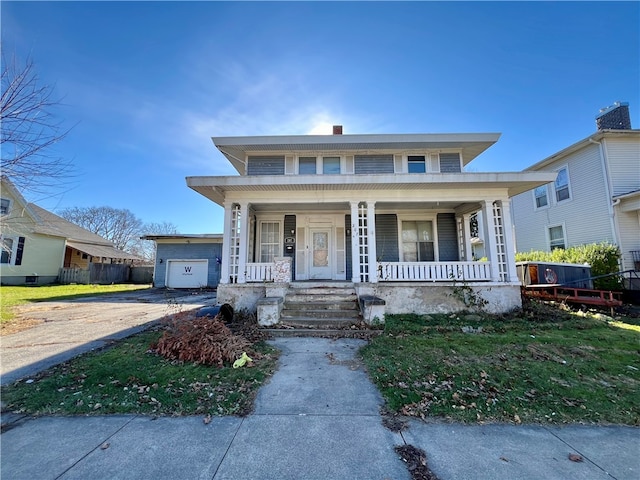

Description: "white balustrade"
377 261 492 282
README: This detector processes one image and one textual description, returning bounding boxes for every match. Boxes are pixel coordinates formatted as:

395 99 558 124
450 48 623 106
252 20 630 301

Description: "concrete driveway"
0 288 217 385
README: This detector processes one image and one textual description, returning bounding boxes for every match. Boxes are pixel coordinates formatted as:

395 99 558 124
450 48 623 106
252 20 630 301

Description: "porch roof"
66 241 140 260
213 133 501 173
186 171 557 207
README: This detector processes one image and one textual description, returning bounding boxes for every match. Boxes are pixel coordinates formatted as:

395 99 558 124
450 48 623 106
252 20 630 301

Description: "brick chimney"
596 102 632 130
332 125 343 135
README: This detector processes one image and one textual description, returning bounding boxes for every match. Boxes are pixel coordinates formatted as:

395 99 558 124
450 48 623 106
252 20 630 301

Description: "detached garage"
141 234 222 288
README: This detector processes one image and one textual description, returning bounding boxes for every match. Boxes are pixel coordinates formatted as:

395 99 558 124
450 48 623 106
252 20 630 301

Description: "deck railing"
377 261 492 282
245 263 274 282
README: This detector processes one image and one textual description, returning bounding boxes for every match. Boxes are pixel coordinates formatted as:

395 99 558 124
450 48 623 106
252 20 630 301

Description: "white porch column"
481 200 501 282
237 202 249 284
367 201 378 283
350 201 360 283
496 199 518 282
220 202 234 284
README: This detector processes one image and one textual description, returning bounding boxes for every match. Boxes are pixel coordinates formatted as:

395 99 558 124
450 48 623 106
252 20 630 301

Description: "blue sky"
3 1 639 234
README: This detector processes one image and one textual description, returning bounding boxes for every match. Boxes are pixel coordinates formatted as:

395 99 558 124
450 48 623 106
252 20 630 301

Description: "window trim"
553 165 572 204
547 223 566 251
397 214 439 262
533 184 550 210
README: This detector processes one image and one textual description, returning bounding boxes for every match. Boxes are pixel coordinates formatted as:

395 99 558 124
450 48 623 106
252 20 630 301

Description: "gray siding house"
142 234 222 288
511 103 640 274
185 128 554 320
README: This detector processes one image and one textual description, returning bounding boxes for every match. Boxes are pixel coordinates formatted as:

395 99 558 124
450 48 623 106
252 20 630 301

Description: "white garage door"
166 259 208 288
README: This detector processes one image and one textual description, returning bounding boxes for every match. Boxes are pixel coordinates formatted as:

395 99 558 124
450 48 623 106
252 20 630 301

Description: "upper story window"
322 157 341 174
299 157 317 174
534 185 549 209
439 153 462 173
1 198 10 215
554 167 571 202
408 156 426 173
247 156 285 175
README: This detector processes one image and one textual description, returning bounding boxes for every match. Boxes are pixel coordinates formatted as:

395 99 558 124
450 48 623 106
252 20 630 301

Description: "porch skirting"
216 281 522 318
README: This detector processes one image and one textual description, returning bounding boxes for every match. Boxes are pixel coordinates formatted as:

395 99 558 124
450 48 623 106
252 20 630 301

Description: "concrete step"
277 318 361 329
285 292 358 302
281 309 361 320
282 301 359 311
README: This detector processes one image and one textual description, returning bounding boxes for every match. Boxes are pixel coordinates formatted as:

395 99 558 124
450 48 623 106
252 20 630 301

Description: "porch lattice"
357 202 369 282
492 201 507 281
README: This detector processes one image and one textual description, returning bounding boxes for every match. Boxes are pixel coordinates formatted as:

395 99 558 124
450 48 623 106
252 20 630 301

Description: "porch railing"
377 261 492 282
245 263 274 282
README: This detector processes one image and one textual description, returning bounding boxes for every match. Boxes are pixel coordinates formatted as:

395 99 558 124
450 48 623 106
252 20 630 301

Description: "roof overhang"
186 172 557 207
615 189 640 212
141 234 223 241
66 241 140 260
213 133 501 174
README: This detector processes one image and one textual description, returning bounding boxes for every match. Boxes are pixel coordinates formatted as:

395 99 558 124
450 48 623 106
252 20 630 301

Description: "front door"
309 229 331 279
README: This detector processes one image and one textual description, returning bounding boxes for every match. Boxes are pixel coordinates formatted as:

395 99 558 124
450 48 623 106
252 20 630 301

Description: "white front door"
309 229 331 279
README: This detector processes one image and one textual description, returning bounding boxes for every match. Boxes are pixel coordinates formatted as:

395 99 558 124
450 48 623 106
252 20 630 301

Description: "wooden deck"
522 285 623 308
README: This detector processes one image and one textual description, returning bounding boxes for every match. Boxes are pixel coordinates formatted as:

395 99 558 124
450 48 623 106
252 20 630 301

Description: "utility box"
517 262 593 289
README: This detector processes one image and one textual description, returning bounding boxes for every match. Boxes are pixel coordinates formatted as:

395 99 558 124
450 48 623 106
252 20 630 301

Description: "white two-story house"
187 128 555 318
511 103 640 277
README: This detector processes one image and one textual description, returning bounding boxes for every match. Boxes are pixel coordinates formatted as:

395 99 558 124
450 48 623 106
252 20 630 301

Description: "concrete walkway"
1 337 639 480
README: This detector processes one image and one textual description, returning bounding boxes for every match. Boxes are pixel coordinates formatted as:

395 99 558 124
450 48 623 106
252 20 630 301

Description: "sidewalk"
1 337 639 480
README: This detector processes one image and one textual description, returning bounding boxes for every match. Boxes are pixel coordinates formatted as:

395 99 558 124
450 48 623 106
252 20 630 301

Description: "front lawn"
360 301 640 425
1 319 278 417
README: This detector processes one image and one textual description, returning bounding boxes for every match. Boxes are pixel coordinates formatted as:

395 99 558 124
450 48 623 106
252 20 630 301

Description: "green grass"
1 328 279 416
360 304 640 425
0 284 150 324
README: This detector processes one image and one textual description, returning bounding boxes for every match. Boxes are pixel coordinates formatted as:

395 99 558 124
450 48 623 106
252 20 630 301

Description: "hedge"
516 243 622 290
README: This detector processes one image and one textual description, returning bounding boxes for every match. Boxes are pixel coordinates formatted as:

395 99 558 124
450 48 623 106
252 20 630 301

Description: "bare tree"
59 206 144 251
132 221 180 262
1 52 73 192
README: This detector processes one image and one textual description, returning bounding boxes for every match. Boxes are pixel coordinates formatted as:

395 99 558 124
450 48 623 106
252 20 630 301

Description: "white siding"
604 138 640 197
616 208 640 271
512 143 613 252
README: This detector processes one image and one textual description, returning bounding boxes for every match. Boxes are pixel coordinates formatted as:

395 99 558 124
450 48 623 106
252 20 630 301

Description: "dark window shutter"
15 236 25 265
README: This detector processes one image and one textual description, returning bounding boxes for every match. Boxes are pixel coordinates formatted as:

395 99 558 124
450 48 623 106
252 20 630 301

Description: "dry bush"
151 311 252 367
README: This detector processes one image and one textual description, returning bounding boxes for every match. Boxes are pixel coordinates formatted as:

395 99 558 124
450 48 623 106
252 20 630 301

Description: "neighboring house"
141 234 222 288
186 128 554 316
511 103 640 275
1 176 139 285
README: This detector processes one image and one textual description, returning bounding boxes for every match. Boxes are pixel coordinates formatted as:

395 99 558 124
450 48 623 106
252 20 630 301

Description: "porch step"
280 283 362 328
264 328 383 338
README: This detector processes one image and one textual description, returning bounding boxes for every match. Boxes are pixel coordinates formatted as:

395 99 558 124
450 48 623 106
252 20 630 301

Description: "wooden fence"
58 264 131 285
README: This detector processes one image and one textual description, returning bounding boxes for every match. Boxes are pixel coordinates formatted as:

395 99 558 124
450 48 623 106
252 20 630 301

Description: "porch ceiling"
186 172 557 206
213 132 501 173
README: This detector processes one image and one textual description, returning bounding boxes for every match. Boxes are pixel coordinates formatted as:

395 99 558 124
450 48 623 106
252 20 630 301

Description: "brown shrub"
151 311 253 367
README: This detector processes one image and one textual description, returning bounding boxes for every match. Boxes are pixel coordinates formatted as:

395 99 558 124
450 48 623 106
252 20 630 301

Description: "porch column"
496 199 518 282
237 202 250 284
367 201 378 283
481 200 502 282
349 201 361 283
220 202 234 284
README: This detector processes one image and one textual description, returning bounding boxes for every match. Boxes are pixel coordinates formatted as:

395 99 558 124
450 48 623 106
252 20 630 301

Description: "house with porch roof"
186 128 556 322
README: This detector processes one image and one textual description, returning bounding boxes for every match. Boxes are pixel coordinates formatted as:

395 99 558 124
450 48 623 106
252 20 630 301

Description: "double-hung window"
401 221 435 262
408 155 426 173
534 185 549 209
548 225 566 250
259 222 280 262
554 167 571 202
